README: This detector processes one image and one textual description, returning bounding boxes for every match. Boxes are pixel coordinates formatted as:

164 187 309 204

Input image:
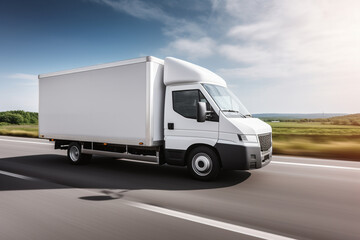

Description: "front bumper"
215 143 272 170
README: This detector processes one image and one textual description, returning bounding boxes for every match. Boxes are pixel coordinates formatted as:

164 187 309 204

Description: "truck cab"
163 57 272 180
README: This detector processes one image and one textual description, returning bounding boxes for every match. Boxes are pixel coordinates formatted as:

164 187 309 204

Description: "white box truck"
39 56 272 180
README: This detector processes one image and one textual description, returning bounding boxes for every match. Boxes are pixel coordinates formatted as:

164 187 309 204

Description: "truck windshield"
202 84 251 118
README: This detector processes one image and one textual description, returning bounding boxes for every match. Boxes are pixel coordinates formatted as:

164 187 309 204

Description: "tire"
67 142 92 165
187 146 220 181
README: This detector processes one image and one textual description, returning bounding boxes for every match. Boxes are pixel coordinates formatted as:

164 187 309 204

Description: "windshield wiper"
222 110 238 112
222 110 246 118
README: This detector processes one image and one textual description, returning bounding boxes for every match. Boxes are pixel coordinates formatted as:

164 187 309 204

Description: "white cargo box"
39 56 165 146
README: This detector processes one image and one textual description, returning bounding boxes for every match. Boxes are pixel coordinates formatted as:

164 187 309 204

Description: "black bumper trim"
164 149 186 166
215 143 263 170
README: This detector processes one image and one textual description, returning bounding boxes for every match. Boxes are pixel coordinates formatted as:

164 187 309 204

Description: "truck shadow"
0 154 251 192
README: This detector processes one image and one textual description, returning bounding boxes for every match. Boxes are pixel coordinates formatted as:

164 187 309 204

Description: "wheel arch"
185 143 222 168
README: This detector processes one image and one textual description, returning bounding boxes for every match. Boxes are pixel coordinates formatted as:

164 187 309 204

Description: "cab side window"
173 90 218 122
173 90 198 119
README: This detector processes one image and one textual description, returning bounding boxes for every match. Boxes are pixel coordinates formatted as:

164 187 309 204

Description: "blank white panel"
39 60 164 146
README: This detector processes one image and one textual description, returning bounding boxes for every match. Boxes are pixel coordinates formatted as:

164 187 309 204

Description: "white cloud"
91 0 172 22
219 45 271 64
227 22 279 41
224 0 273 22
91 0 214 59
9 73 38 81
162 37 216 59
162 20 206 39
222 0 360 67
91 0 204 37
218 64 291 81
91 0 360 113
216 0 360 113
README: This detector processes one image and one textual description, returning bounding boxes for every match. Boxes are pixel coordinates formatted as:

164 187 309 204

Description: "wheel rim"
192 153 212 176
69 146 80 162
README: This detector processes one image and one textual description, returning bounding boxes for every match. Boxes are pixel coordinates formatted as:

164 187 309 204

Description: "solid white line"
272 161 360 171
0 170 34 180
127 201 295 240
0 138 52 145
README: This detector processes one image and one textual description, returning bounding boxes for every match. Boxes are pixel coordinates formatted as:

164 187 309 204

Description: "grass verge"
270 122 360 160
272 135 360 161
0 124 38 138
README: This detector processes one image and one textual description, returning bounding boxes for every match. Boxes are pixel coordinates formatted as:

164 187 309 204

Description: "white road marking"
272 161 360 171
0 170 34 180
0 138 52 145
127 201 295 240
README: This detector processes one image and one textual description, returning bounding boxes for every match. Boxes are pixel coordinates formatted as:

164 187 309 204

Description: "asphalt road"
0 135 359 240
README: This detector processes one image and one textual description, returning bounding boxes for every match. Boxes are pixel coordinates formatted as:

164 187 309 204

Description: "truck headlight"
238 134 258 143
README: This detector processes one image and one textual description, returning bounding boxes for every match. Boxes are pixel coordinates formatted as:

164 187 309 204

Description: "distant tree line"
0 111 38 125
261 113 360 126
303 114 360 126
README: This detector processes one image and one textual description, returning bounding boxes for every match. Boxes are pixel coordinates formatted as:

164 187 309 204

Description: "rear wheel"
67 142 92 165
187 146 220 181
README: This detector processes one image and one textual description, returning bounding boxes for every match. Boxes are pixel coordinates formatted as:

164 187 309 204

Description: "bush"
0 111 38 124
0 113 23 124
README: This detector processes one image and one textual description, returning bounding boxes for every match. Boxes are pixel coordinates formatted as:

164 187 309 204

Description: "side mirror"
197 102 206 122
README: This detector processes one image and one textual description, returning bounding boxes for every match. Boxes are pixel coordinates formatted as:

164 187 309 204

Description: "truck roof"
38 56 164 79
164 57 226 87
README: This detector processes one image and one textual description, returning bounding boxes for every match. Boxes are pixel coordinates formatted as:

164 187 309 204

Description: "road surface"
0 135 359 240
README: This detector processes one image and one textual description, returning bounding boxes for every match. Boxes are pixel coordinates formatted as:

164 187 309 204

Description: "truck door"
164 84 219 164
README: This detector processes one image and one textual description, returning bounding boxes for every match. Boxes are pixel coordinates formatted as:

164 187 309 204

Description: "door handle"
168 123 174 130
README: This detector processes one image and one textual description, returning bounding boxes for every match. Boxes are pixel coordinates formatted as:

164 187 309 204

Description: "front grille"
259 133 272 152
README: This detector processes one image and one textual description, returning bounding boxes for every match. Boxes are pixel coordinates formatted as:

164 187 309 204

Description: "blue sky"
1 0 359 113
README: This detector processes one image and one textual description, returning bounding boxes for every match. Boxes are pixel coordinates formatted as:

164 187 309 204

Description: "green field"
269 122 360 160
270 121 360 136
0 124 38 138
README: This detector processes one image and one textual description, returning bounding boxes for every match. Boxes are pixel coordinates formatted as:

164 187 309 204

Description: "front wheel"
67 142 92 165
187 146 220 181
